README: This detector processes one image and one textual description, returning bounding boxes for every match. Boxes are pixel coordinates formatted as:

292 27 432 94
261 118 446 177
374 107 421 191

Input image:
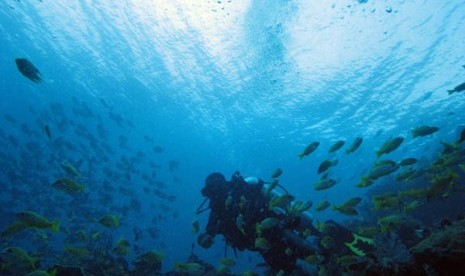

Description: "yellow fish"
16 211 60 232
174 262 205 275
98 214 119 228
52 178 85 194
255 237 270 250
1 246 39 269
60 160 82 178
113 238 130 256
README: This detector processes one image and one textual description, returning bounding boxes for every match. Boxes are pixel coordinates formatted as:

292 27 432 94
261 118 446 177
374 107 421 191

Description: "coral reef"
411 219 465 274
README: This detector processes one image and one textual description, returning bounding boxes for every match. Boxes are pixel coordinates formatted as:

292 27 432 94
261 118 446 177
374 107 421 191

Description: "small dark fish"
447 82 465 95
411 125 439 138
345 137 363 154
399 158 417 166
313 178 337 191
376 137 404 158
457 128 465 144
315 200 330 211
344 197 362 207
44 125 52 140
367 163 399 180
328 140 345 153
298 141 320 160
374 159 397 167
396 168 416 182
108 111 125 127
15 58 42 83
317 159 338 174
99 98 111 109
333 198 360 216
153 146 164 153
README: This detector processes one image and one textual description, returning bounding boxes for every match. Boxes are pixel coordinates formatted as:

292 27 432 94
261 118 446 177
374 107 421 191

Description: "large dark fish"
298 141 320 160
15 58 41 83
411 125 439 138
44 125 52 140
328 140 345 153
376 137 404 158
345 137 363 154
317 159 338 174
447 82 465 95
457 128 465 144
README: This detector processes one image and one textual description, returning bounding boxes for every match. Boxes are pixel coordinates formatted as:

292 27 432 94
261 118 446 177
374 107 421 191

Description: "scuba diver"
196 171 372 273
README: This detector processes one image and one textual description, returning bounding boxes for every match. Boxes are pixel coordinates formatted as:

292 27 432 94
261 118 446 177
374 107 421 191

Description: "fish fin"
447 89 455 95
51 220 60 233
352 233 373 245
345 240 366 257
80 185 85 193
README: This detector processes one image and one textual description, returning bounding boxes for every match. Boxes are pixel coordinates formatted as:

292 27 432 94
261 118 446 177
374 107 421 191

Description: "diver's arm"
198 211 220 249
205 210 220 236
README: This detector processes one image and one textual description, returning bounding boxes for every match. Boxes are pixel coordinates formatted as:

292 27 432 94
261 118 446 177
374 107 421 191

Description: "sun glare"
131 0 251 84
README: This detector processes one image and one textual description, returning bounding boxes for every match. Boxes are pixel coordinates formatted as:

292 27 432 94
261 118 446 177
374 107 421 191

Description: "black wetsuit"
204 173 312 272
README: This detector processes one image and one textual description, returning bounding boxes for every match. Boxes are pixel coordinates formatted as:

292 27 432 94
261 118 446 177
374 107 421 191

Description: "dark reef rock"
411 219 465 275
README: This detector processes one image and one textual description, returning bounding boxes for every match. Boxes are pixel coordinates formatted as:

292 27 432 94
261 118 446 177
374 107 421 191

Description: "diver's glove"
197 232 214 249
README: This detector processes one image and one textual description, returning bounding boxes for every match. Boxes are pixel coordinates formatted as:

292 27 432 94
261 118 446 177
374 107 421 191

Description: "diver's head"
201 172 227 197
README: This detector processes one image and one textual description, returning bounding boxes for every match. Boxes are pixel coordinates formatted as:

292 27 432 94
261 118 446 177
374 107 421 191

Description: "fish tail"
51 220 60 233
375 150 382 158
447 89 455 95
298 153 304 160
80 185 85 193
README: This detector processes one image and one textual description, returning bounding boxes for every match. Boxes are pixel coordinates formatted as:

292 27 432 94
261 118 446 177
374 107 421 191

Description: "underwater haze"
1 0 465 275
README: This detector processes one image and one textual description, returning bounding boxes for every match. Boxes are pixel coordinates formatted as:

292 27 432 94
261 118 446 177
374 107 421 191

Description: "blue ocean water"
1 0 465 275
